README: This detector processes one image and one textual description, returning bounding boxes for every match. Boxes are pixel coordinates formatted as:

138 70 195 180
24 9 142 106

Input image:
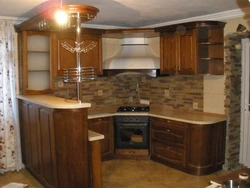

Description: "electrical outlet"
164 89 170 97
97 90 103 96
58 81 64 88
193 102 198 109
140 99 150 105
129 96 133 102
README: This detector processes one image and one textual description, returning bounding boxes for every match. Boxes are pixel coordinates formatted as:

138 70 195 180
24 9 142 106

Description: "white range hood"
103 37 161 77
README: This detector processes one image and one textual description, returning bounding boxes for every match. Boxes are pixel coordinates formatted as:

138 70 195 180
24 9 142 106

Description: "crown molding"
2 7 250 29
145 7 250 28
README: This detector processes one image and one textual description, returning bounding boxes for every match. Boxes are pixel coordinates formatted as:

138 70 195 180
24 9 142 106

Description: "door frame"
240 38 250 167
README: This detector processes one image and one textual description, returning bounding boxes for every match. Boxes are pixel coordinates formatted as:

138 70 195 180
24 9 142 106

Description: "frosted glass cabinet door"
20 31 53 94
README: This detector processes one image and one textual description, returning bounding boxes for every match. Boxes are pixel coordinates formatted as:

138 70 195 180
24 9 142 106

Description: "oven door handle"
117 123 147 126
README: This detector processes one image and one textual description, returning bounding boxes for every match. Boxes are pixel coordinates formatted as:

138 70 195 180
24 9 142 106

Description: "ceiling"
1 0 250 28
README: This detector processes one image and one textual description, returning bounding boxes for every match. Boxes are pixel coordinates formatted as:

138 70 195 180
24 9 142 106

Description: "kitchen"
0 0 250 188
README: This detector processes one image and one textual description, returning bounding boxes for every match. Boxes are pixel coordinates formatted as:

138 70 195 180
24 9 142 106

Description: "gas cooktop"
117 106 150 112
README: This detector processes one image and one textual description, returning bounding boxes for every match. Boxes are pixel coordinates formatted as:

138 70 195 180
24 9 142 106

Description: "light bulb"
55 10 68 25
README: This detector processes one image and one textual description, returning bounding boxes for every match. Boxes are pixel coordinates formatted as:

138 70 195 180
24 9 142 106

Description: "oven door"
115 122 148 149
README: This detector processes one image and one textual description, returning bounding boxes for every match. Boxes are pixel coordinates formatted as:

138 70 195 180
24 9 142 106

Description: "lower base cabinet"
18 99 101 188
88 117 114 161
150 117 226 175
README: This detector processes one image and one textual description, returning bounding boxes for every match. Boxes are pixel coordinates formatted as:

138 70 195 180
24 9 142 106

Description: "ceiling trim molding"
145 7 250 28
2 7 250 29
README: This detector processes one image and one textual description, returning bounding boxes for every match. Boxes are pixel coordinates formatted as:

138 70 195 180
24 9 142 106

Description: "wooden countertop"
88 105 226 125
17 95 91 109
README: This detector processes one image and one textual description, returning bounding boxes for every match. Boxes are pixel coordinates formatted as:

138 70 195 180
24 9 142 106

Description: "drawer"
150 118 188 148
151 141 186 167
151 127 186 148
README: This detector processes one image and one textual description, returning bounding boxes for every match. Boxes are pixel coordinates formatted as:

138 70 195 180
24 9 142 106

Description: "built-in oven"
114 106 150 155
114 116 149 149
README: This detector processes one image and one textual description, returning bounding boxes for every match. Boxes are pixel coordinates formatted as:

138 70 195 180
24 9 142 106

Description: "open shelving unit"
197 27 224 75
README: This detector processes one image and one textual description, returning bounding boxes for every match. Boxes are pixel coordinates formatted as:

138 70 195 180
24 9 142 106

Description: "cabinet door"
177 29 197 75
187 124 215 174
18 100 57 188
160 33 177 74
89 117 114 161
81 34 103 75
19 31 53 94
38 107 57 187
213 121 226 168
53 32 103 76
18 101 30 167
27 103 41 176
53 32 76 76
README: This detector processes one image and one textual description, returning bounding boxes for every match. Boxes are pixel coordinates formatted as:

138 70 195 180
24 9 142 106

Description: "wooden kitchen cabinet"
18 98 102 188
18 100 57 188
150 116 226 175
18 31 53 94
150 117 188 168
53 29 104 77
88 117 114 161
160 29 197 75
156 21 225 75
187 121 226 175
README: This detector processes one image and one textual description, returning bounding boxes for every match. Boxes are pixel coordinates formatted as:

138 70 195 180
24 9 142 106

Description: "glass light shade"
55 10 68 25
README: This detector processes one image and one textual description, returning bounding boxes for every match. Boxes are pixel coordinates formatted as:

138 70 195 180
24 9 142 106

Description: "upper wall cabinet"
155 21 226 75
53 29 104 77
18 31 53 94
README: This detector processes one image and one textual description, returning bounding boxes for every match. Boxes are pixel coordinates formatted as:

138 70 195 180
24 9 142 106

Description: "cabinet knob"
167 147 170 150
167 129 170 132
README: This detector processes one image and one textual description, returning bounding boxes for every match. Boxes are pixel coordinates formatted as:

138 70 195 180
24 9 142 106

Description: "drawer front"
151 141 186 167
90 117 110 125
150 118 188 148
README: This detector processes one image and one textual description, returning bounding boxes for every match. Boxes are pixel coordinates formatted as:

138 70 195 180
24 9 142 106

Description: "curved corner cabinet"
18 31 53 94
18 99 93 188
150 117 226 175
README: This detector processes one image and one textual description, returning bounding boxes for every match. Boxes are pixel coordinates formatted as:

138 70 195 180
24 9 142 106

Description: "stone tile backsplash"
54 74 203 111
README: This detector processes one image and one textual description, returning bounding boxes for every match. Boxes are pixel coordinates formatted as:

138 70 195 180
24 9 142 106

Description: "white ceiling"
1 0 250 28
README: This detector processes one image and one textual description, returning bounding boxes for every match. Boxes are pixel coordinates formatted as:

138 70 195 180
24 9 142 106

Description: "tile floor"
0 159 229 188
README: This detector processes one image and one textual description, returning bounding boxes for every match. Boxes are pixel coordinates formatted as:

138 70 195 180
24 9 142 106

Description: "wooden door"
53 32 77 76
177 29 197 75
18 101 30 167
214 121 226 168
53 108 89 188
38 107 57 188
187 124 214 173
81 33 103 75
19 31 53 94
27 103 41 176
53 32 103 76
89 117 114 161
160 33 177 75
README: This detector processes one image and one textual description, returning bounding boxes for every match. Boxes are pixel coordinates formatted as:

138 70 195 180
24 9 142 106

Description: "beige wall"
203 16 250 115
